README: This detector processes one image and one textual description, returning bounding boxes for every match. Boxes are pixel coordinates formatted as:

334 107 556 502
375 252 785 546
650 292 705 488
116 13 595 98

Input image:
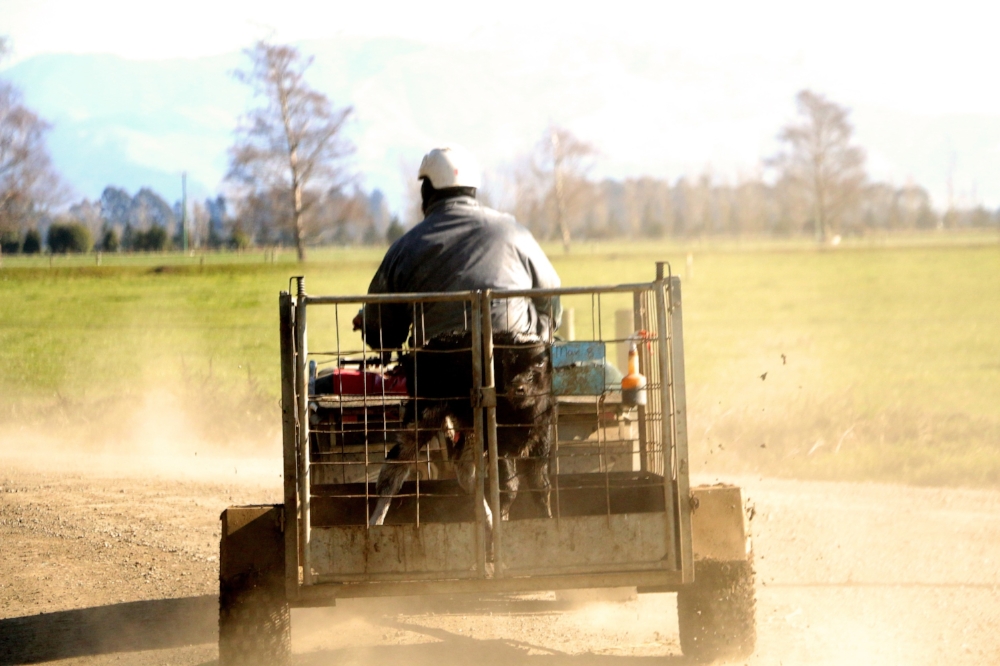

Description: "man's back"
364 195 560 348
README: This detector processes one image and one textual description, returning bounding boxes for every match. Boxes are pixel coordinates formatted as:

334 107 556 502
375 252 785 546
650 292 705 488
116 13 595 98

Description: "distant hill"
4 38 999 213
4 51 243 205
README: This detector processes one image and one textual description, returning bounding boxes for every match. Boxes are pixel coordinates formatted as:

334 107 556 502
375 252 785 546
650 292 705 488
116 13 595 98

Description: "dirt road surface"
2 449 999 665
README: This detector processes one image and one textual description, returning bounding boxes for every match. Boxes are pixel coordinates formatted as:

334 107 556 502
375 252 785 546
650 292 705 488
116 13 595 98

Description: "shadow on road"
293 595 690 666
1 594 690 665
296 636 688 666
0 595 216 665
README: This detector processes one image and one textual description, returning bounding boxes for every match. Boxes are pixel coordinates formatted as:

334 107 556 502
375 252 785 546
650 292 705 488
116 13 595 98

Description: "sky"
2 0 999 211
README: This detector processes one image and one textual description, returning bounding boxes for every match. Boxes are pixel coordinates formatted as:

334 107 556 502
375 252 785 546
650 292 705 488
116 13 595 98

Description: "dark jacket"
362 195 561 350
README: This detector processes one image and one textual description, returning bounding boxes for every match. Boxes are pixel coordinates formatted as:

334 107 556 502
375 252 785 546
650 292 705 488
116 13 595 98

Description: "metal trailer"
218 263 756 664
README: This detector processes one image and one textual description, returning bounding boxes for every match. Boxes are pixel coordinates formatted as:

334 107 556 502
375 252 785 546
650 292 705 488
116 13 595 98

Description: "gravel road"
2 450 999 665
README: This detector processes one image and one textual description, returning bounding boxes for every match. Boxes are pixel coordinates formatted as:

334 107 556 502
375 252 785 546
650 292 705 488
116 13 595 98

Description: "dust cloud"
685 342 1000 487
3 335 999 665
0 379 283 483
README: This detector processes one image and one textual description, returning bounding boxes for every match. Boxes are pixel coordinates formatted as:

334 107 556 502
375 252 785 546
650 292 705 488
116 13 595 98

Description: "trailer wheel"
219 570 290 666
677 557 756 662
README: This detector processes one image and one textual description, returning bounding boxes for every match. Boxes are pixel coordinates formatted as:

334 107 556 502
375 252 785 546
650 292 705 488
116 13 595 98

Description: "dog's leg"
498 457 519 521
454 437 476 495
525 423 555 518
369 403 449 526
482 497 493 529
520 453 552 519
451 421 493 534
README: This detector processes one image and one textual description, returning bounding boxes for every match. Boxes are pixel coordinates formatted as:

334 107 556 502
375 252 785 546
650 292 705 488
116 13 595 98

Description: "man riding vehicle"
351 145 562 527
355 145 561 353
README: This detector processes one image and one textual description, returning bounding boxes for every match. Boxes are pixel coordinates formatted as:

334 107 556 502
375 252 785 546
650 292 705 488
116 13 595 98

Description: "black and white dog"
368 330 555 527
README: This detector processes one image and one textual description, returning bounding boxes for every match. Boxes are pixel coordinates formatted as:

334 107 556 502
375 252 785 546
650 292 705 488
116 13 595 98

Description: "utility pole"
181 172 189 252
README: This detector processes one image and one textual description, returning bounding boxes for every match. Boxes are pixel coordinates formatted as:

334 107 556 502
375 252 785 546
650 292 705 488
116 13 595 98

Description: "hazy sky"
5 0 995 110
3 0 999 208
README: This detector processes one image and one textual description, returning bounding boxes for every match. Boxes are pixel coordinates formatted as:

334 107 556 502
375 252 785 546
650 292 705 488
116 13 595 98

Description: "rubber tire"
219 571 291 666
677 558 757 662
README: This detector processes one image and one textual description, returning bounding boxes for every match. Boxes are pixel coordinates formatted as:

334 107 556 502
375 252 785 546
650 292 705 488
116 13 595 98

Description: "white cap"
417 146 481 189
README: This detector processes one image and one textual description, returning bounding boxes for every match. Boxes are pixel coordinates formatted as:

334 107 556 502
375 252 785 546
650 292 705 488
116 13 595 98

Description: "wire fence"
300 283 676 530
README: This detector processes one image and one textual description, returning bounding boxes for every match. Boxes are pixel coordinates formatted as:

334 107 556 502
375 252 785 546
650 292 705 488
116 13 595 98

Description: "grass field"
1 235 998 486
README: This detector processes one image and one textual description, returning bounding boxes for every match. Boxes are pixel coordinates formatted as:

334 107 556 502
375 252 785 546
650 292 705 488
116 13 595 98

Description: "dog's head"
496 333 551 409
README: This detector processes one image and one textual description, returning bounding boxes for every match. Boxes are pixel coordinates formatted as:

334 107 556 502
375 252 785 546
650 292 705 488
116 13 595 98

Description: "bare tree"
0 36 63 235
770 90 867 243
507 154 546 238
535 126 597 252
227 39 353 261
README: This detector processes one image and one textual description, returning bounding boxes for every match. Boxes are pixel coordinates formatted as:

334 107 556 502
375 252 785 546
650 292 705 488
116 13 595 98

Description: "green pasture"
1 238 998 486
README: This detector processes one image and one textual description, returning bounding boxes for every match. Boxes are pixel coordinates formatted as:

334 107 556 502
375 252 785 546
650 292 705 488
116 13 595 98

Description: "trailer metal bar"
481 291 504 576
295 278 312 585
654 279 678 571
305 291 477 305
278 292 300 600
669 275 694 583
469 294 488 576
492 283 659 298
303 282 662 307
633 290 649 473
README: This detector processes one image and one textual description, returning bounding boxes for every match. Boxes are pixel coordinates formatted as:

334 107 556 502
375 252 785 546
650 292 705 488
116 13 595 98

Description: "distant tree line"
506 168 954 243
505 93 998 249
227 184 396 248
0 178 401 256
0 185 220 254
